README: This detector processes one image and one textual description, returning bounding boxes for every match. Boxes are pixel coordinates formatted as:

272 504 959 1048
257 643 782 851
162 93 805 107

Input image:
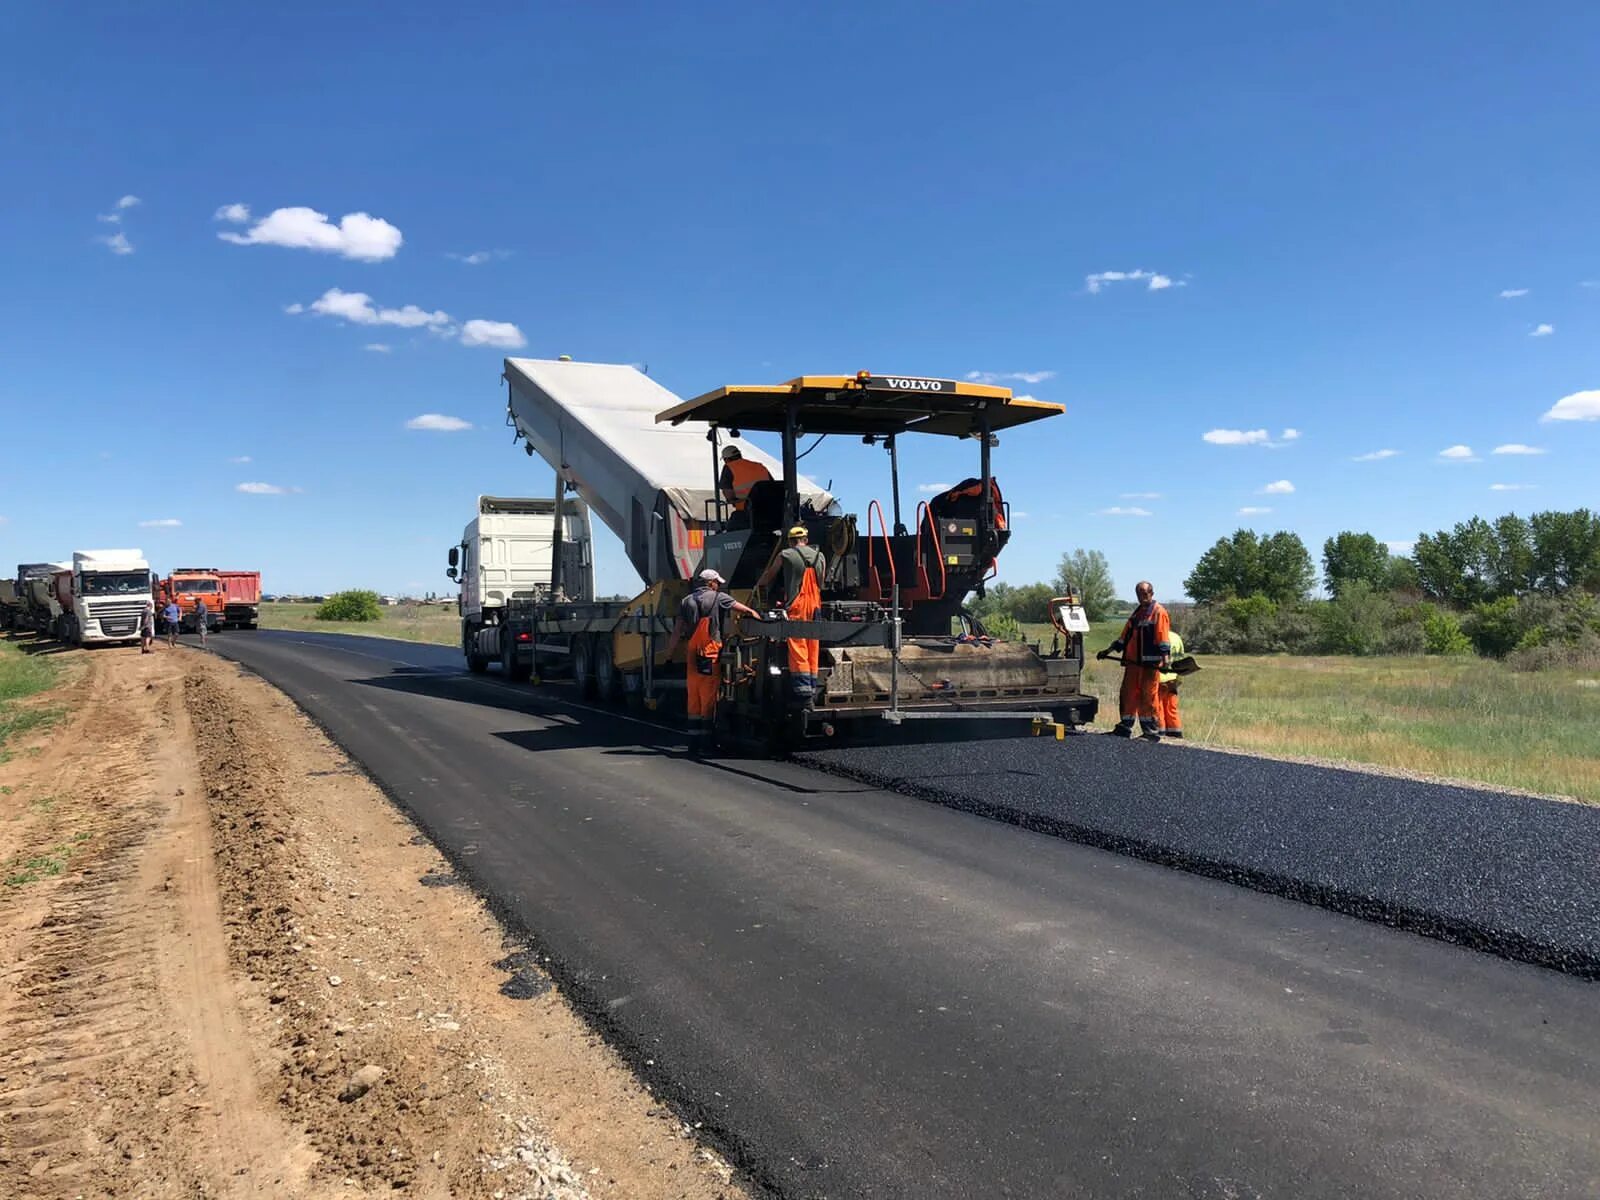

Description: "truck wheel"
572 636 598 700
594 637 623 704
502 635 532 682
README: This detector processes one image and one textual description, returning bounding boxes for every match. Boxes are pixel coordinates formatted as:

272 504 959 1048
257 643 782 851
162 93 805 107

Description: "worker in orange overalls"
1104 580 1171 741
664 568 759 752
1157 629 1185 739
719 446 773 530
757 525 827 700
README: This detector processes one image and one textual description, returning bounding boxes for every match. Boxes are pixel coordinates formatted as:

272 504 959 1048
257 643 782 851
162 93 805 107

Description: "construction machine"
461 359 1096 751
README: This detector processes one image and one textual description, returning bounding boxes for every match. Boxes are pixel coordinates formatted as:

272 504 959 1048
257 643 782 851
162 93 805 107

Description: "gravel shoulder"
0 643 745 1200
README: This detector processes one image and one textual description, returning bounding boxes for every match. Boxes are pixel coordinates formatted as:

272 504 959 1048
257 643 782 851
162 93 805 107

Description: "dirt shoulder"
0 644 745 1200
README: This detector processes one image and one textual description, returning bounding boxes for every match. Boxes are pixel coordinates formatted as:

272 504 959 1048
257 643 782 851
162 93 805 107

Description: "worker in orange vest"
1157 629 1186 738
664 568 759 752
719 446 773 529
757 525 827 700
1103 580 1171 741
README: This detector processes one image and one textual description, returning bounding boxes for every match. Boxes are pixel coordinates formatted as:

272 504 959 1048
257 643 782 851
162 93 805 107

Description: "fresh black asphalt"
798 736 1600 977
207 631 1600 1199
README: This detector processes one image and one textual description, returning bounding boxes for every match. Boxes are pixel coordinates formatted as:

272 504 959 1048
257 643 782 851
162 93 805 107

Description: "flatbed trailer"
459 360 1097 751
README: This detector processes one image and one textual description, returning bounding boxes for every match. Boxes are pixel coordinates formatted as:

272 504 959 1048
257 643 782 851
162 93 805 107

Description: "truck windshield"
81 571 152 596
175 579 219 593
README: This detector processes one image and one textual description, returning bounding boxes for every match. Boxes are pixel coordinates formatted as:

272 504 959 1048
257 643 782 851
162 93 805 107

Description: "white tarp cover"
503 358 832 524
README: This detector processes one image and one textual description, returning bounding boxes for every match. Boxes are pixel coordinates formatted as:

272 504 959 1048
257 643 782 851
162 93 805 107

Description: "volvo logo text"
882 377 947 391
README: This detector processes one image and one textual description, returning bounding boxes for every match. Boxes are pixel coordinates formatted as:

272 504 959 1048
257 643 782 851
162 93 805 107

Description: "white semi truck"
63 549 153 646
449 497 595 677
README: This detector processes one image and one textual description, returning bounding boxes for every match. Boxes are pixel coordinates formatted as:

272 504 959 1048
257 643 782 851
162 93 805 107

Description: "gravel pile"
798 733 1600 976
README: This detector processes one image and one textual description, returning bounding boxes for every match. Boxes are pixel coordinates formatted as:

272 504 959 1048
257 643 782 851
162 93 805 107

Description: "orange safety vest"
943 479 1007 530
723 458 773 510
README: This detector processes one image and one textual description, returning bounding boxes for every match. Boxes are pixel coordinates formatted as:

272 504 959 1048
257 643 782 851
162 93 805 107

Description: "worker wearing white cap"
664 568 759 750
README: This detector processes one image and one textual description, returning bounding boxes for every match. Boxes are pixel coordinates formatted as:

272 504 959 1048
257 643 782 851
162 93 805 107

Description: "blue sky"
3 2 1597 601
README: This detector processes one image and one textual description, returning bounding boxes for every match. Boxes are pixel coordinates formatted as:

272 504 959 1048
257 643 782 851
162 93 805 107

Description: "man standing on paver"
162 597 182 647
663 568 760 752
756 524 827 701
1101 580 1171 741
194 597 210 648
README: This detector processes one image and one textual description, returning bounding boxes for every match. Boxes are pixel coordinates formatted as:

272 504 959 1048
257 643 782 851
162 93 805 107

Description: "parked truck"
451 497 594 677
449 359 1096 750
155 568 224 633
60 550 153 646
13 563 67 635
217 570 261 629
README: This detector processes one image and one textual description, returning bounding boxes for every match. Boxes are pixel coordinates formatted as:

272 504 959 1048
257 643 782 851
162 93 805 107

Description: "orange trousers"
1118 665 1161 725
786 579 820 680
687 617 719 720
1158 682 1181 732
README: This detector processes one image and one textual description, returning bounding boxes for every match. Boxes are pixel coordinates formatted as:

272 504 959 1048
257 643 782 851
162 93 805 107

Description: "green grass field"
257 601 461 646
0 640 62 762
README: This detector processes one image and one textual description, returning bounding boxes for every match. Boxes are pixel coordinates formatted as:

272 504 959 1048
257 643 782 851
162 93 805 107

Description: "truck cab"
66 550 153 645
159 568 225 633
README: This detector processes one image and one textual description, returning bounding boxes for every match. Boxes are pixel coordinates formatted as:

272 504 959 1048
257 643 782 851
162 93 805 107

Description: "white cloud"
96 194 140 225
1386 540 1416 554
1543 389 1600 422
237 481 287 495
1203 428 1271 446
1011 511 1030 520
1437 445 1479 461
1096 506 1153 517
405 414 473 432
965 370 1057 385
459 318 526 348
1280 428 1301 441
917 482 953 494
227 455 252 464
297 287 451 329
213 202 251 223
117 194 140 210
1530 323 1554 337
1498 288 1529 299
1490 483 1536 491
1085 269 1186 294
138 518 182 528
1237 506 1272 515
219 205 403 261
1260 480 1295 494
98 231 133 255
1120 492 1162 499
1492 443 1545 456
1353 448 1401 461
446 250 511 265
364 343 392 353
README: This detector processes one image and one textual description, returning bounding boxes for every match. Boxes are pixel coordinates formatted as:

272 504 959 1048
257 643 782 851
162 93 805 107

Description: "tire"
502 633 532 682
594 635 623 704
572 636 597 700
464 626 489 674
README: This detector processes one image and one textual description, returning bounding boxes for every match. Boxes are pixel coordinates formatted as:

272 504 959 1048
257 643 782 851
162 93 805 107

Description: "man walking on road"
162 598 182 647
664 568 760 751
194 597 210 648
756 525 827 700
1102 580 1171 741
140 601 156 654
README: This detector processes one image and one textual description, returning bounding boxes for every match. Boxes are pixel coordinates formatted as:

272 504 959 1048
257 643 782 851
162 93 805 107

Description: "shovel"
1095 650 1202 675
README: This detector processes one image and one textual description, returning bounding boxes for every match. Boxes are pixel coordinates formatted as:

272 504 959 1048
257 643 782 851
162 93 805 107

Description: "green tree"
1530 508 1600 593
1322 532 1389 599
315 590 382 622
1414 517 1498 606
1385 555 1422 594
1488 514 1537 598
1187 529 1314 605
1054 549 1118 621
1316 579 1390 655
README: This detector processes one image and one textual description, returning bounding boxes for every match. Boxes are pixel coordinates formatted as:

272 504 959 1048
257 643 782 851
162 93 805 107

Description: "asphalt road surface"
208 630 1600 1200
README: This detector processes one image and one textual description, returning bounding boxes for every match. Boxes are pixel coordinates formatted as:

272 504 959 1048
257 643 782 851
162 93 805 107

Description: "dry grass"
256 601 459 646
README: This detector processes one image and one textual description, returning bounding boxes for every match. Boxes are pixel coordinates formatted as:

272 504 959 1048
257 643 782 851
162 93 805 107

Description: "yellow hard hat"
787 525 808 539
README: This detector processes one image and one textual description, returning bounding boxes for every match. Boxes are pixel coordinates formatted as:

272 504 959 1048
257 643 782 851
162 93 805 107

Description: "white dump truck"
63 549 153 645
449 497 595 678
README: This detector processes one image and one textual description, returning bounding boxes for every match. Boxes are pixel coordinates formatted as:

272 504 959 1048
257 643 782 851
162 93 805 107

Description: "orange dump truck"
156 567 224 633
217 570 261 629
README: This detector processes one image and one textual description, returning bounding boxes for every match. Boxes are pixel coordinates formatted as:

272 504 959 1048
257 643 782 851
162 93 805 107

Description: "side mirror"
446 567 458 581
447 547 459 568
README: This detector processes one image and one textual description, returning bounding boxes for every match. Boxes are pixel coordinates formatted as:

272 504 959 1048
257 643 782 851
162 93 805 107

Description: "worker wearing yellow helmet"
757 524 827 700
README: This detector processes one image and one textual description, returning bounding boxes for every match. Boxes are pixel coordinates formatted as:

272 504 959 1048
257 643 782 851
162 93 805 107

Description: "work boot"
1110 723 1135 739
1163 729 1184 740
